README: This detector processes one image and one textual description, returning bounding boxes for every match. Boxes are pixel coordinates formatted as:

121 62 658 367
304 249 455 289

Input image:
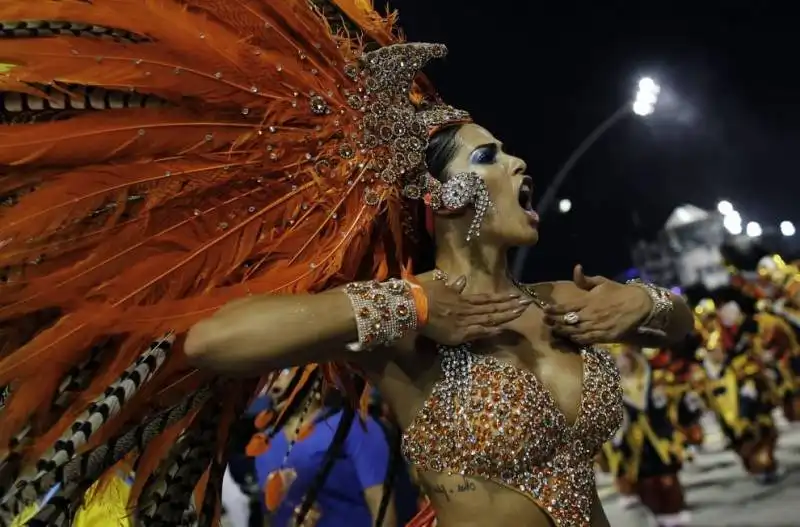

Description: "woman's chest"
468 315 589 426
383 313 588 428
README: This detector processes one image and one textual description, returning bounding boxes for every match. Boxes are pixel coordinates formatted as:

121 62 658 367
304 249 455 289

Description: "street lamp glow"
745 221 762 238
717 200 734 215
780 220 796 237
723 215 742 235
558 198 572 213
632 77 661 116
639 77 658 92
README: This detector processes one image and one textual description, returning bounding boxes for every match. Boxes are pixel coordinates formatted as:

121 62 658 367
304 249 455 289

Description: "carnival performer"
753 302 800 421
604 344 691 527
651 331 706 454
0 1 694 527
695 299 780 483
248 367 398 527
755 255 800 328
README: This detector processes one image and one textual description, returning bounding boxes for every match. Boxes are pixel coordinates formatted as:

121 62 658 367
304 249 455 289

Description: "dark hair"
425 124 464 182
412 124 464 272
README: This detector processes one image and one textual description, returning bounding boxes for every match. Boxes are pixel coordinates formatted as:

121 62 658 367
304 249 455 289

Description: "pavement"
598 413 800 527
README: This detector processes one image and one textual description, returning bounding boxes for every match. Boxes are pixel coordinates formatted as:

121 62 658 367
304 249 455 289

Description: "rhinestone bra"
402 347 623 527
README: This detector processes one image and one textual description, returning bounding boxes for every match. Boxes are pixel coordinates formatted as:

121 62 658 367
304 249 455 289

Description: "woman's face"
437 124 539 246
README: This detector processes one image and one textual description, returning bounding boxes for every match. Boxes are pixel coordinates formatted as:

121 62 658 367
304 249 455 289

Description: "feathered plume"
0 0 461 521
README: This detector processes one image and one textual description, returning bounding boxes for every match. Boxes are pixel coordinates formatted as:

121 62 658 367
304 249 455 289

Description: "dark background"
388 1 800 281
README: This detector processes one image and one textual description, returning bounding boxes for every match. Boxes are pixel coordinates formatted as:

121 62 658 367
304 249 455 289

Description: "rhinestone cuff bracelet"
626 279 674 338
344 279 419 352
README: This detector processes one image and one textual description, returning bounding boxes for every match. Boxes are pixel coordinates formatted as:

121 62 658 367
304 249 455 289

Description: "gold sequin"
403 348 623 527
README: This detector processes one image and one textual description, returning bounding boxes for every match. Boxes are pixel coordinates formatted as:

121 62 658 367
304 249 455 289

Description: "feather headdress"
0 0 469 523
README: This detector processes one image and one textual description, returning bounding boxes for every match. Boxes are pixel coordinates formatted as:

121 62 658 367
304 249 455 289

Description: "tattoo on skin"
431 477 477 502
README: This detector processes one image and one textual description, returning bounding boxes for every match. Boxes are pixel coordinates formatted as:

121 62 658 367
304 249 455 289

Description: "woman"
0 1 693 526
185 117 694 527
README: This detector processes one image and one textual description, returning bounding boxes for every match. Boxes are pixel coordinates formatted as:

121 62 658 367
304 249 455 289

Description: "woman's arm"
184 289 361 374
185 275 525 375
542 276 694 348
622 289 694 347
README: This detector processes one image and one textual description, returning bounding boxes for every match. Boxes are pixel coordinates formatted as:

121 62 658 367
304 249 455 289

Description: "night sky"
389 1 800 282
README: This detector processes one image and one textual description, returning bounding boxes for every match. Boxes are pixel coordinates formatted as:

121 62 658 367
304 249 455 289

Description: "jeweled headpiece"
342 43 470 205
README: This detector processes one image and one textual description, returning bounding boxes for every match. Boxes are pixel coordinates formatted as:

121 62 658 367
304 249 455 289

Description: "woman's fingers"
460 306 526 329
544 302 587 316
448 275 468 293
464 292 521 304
463 297 534 315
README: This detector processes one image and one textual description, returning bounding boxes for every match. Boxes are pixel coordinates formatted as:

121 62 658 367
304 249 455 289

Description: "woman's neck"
433 228 517 295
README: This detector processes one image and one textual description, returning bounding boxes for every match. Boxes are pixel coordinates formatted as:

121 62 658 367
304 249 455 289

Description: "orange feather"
0 0 434 515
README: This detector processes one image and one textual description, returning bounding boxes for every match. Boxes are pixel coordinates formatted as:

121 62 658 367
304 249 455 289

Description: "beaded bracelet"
344 279 420 352
626 279 674 338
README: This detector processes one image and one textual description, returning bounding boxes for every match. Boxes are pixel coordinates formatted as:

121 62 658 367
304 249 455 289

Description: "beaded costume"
0 1 470 524
403 348 622 527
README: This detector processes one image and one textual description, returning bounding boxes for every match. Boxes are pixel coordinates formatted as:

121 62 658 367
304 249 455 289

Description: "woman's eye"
470 148 496 164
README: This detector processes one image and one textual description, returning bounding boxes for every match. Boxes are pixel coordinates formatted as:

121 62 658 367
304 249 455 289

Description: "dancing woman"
0 1 693 526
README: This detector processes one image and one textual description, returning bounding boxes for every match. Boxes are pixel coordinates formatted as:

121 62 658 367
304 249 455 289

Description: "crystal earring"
433 172 492 241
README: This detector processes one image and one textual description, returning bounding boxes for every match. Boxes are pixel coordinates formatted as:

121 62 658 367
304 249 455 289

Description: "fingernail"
518 298 535 305
513 307 526 314
508 293 521 299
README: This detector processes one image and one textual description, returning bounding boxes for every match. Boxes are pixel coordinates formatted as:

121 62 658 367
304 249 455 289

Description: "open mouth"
517 175 539 225
517 175 534 211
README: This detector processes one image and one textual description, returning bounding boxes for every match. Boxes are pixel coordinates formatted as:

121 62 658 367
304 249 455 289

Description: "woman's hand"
420 275 533 346
544 265 652 345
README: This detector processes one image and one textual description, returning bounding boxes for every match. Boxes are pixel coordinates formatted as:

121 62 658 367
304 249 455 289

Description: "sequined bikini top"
402 347 623 527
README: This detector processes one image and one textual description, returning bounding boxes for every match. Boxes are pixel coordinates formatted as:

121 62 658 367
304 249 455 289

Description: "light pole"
512 78 661 279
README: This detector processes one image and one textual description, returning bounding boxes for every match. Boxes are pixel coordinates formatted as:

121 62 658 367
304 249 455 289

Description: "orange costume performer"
0 1 470 525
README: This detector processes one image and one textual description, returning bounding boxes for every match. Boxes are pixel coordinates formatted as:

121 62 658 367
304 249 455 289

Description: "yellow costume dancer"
605 345 690 527
754 304 800 421
756 255 800 328
695 300 779 483
645 346 704 458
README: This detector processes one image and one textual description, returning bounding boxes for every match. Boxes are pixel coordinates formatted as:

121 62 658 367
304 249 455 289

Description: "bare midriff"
419 471 557 527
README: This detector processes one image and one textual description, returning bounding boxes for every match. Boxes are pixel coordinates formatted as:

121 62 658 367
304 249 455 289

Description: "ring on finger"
562 311 580 325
